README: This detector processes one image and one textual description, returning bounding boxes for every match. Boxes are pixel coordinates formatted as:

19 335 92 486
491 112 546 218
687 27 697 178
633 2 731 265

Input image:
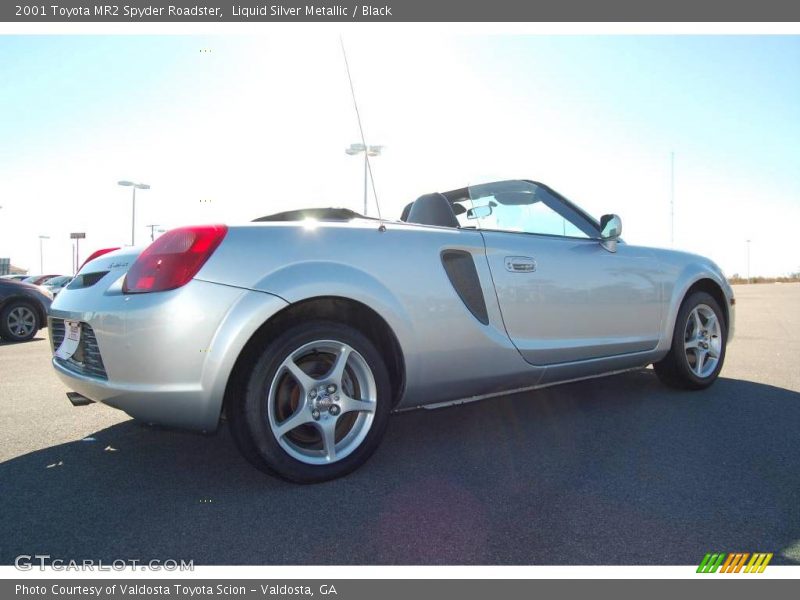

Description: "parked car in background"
0 278 53 342
22 274 61 286
50 179 734 482
41 275 73 297
0 274 29 282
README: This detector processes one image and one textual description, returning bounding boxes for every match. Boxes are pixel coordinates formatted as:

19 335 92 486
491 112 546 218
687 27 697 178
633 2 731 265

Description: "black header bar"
3 0 800 22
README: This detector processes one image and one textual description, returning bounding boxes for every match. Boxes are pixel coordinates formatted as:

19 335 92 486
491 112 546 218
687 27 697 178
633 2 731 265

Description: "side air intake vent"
440 250 489 325
67 271 109 290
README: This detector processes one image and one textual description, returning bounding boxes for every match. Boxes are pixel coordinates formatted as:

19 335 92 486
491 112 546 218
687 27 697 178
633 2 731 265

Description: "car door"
461 181 662 366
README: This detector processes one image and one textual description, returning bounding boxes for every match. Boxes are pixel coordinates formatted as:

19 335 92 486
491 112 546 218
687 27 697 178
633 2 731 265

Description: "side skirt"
394 365 649 413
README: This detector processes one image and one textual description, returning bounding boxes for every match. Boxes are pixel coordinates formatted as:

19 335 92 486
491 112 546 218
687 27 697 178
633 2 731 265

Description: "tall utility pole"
670 151 675 247
118 181 151 245
746 239 752 283
38 235 49 273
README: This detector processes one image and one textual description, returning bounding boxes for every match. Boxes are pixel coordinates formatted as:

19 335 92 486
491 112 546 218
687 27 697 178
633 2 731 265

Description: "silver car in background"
49 180 734 482
41 275 73 297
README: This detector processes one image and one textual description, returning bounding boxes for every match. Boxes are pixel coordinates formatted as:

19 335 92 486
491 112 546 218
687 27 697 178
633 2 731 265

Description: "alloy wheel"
267 340 377 465
683 303 722 378
7 306 36 339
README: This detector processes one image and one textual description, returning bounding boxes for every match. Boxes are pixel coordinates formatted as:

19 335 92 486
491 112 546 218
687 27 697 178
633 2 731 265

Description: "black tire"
228 320 392 483
0 301 40 342
654 291 727 390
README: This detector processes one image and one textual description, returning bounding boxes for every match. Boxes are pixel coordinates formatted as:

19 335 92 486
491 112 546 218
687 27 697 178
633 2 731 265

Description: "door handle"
504 256 537 273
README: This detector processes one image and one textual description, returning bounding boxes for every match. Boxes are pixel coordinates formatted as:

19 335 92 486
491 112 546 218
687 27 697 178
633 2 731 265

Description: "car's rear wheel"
228 320 392 483
653 291 727 389
0 302 39 342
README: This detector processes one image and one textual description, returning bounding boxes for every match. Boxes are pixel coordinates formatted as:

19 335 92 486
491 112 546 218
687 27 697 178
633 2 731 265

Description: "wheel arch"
222 296 407 418
654 276 731 389
682 278 730 332
662 274 731 351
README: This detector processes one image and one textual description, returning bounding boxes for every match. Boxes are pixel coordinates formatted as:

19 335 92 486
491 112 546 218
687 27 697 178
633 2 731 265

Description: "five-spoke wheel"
682 304 722 379
269 340 377 465
228 320 391 483
654 291 727 390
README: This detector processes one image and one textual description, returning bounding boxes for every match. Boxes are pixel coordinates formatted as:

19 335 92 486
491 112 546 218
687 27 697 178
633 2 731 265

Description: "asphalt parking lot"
1 283 799 565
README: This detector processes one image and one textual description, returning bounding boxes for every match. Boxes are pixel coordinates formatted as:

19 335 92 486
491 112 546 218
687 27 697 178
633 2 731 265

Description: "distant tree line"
728 273 800 284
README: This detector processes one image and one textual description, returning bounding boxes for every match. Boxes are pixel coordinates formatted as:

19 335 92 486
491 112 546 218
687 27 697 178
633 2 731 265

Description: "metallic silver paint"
50 208 734 432
51 250 288 431
481 232 662 365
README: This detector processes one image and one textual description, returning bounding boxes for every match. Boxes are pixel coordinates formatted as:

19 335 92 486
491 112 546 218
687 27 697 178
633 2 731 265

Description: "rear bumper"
52 360 217 430
49 278 288 431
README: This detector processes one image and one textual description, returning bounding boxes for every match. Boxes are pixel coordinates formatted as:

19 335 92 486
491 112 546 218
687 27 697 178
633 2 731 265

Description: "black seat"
405 193 459 228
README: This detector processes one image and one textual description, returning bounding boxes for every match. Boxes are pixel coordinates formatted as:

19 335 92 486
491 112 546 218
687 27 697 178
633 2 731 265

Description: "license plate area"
55 320 81 360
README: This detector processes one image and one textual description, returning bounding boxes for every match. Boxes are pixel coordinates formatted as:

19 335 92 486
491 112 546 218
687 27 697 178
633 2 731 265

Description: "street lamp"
38 235 49 273
118 180 150 245
345 143 383 215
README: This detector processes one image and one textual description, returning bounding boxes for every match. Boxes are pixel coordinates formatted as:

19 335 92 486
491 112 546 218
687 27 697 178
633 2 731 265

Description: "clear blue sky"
0 34 798 276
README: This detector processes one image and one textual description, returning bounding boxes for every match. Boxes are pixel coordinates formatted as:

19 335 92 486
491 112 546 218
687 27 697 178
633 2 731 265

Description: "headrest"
406 193 459 228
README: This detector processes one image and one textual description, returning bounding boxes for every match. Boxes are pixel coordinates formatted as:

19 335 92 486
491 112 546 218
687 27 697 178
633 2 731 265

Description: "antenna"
340 36 385 231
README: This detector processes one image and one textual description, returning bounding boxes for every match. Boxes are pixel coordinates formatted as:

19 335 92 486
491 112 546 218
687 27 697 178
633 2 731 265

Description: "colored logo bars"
697 552 773 573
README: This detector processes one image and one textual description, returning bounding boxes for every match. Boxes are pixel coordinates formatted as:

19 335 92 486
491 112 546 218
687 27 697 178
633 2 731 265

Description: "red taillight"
80 247 121 271
122 225 228 294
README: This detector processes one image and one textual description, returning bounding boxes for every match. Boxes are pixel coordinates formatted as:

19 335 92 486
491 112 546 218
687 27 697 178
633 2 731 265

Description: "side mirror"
599 214 622 252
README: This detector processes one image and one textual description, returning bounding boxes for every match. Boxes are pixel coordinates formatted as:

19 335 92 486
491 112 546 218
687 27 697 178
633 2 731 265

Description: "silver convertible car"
50 180 734 482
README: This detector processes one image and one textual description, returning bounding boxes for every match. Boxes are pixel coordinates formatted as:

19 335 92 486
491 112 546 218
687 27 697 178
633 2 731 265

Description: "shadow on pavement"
0 336 46 347
1 369 799 565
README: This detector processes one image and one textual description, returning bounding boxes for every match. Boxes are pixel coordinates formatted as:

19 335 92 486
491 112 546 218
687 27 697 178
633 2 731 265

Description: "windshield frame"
443 179 603 240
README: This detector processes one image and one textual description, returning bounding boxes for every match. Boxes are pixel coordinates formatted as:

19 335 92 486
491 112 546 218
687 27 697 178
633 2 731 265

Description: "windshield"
451 180 600 239
46 276 71 286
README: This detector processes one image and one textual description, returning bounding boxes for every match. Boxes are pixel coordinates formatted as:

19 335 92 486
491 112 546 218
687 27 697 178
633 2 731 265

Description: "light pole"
70 232 86 274
38 235 49 273
118 181 150 245
746 239 752 283
345 143 383 215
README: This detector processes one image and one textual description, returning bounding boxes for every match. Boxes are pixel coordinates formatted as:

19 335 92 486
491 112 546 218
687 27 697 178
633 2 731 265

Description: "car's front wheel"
228 320 392 483
0 301 39 342
653 291 727 389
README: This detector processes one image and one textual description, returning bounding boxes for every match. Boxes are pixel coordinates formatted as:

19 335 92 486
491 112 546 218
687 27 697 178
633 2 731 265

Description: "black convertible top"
253 207 375 222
